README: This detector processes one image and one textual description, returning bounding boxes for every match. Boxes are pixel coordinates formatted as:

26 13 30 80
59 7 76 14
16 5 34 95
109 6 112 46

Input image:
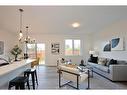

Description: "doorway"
37 43 45 65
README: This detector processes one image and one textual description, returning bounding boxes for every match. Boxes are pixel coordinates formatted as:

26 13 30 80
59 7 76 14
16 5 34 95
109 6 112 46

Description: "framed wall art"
111 38 124 51
51 43 60 55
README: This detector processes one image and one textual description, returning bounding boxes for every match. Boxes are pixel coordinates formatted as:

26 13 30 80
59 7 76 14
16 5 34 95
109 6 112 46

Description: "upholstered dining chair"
58 65 90 89
31 57 40 68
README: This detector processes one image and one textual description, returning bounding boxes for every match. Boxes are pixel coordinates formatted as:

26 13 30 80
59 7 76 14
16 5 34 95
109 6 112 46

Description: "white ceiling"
0 6 127 35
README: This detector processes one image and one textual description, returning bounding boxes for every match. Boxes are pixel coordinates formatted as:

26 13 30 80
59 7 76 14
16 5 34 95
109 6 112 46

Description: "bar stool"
24 68 38 89
8 76 30 90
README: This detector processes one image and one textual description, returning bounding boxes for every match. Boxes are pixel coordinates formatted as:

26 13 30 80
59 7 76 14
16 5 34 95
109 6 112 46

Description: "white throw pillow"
98 58 107 66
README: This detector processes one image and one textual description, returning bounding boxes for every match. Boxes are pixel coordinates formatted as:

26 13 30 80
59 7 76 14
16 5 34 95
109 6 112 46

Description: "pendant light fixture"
18 8 35 44
19 9 23 41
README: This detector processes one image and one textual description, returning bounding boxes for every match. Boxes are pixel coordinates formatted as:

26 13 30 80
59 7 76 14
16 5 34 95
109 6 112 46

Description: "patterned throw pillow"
98 58 107 66
106 59 117 67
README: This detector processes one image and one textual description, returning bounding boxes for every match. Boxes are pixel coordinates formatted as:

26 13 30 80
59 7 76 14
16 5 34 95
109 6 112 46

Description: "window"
65 39 81 56
74 40 81 55
65 39 73 55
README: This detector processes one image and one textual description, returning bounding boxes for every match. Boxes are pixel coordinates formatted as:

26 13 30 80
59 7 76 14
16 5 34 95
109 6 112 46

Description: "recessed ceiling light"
72 22 80 28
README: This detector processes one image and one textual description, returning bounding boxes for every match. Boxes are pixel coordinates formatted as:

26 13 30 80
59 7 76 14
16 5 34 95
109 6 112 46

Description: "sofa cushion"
88 62 98 67
117 60 127 65
96 65 109 73
88 62 109 73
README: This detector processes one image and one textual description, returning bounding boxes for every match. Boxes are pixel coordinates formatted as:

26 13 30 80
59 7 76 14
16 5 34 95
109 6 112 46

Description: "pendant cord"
19 9 23 33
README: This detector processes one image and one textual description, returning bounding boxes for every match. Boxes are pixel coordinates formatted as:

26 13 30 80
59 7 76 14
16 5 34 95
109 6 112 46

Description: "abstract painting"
103 41 111 52
111 38 123 50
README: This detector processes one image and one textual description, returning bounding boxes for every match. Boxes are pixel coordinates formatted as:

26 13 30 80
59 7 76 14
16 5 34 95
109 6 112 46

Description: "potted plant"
10 45 22 61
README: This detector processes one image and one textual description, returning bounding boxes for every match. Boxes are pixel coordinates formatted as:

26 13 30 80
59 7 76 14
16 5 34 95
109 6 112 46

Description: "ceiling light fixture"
72 22 80 28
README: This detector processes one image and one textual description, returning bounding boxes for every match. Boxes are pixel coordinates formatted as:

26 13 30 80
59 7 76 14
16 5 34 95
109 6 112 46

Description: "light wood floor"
1 66 127 90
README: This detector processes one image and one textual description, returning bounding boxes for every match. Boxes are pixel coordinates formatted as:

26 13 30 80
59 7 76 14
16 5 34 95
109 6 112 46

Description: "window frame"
65 39 81 56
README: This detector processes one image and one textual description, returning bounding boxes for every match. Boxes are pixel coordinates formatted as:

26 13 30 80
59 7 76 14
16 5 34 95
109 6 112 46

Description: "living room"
0 5 127 94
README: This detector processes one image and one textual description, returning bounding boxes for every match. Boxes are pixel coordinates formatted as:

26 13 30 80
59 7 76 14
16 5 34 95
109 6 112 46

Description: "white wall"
30 34 92 66
0 29 17 60
92 20 127 61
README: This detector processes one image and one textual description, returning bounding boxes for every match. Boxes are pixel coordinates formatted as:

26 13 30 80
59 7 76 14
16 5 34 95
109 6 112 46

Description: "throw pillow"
113 60 117 65
98 58 107 66
91 57 98 63
88 58 92 62
106 59 117 67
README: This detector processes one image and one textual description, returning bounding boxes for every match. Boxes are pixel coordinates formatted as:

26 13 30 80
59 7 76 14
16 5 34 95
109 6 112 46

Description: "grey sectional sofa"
88 60 127 81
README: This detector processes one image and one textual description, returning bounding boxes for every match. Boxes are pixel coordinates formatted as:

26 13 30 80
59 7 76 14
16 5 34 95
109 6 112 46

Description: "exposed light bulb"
28 36 30 39
19 31 23 38
19 31 23 41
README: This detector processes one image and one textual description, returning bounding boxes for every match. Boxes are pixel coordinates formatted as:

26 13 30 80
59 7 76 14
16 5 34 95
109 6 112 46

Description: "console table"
0 59 36 87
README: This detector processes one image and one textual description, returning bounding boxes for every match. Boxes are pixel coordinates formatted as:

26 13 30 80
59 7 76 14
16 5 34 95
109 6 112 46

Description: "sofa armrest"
109 65 127 81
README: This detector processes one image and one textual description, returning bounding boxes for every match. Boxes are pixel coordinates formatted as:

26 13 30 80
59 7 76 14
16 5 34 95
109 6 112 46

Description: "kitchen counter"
0 59 36 87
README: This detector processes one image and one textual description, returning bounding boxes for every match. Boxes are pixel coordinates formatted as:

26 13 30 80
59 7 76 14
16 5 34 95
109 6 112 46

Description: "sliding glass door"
37 43 45 65
27 43 45 65
27 43 37 59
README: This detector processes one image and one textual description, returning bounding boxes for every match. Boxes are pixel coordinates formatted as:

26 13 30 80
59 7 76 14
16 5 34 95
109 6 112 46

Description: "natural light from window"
65 39 73 55
65 39 81 56
74 40 80 55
